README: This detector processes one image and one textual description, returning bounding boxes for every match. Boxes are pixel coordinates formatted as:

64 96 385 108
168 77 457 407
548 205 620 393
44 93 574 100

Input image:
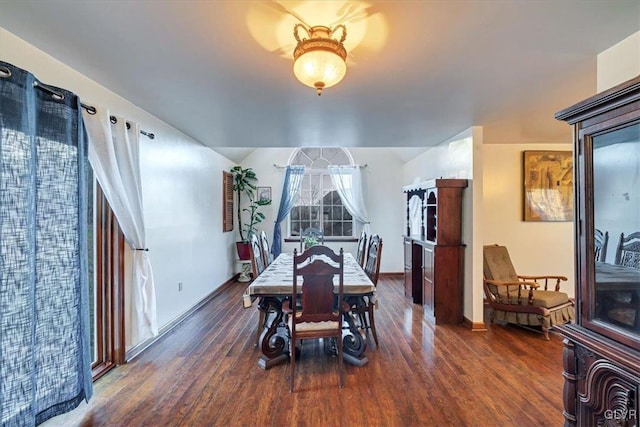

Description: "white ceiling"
1 1 638 163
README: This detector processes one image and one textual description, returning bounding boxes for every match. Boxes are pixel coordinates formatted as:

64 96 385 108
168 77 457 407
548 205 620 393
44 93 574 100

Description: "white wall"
239 147 406 273
0 28 237 349
482 143 575 297
597 31 640 92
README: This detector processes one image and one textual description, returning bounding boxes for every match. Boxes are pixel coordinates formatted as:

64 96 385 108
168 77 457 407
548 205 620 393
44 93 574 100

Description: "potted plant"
230 165 271 260
303 235 319 249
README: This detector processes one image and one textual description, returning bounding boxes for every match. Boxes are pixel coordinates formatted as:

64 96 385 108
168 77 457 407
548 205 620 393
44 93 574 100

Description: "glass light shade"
293 50 347 91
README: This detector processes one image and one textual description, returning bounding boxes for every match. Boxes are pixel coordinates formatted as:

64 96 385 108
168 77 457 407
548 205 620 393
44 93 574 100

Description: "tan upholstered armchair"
483 244 574 340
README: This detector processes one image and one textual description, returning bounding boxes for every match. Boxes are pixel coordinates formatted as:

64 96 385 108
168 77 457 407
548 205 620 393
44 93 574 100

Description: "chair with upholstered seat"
483 244 574 340
259 230 273 266
615 231 640 269
355 230 368 267
249 233 267 278
286 245 344 392
595 229 609 263
352 234 382 346
249 233 267 345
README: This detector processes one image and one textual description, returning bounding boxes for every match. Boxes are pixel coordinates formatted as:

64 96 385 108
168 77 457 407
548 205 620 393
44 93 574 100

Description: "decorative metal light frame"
292 24 348 96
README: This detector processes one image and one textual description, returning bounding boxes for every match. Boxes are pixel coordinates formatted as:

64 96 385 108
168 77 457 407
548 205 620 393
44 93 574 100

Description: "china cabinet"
555 75 640 426
402 178 467 324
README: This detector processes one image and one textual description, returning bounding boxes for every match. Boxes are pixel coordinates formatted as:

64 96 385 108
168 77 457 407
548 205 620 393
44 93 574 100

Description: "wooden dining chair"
249 233 267 278
615 231 640 268
259 230 273 266
595 228 609 263
355 230 368 267
286 245 345 392
355 234 382 346
249 233 267 345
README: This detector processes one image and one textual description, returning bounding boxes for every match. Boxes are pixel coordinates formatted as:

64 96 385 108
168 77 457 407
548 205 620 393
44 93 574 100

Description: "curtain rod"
81 103 155 140
31 80 155 140
273 163 367 169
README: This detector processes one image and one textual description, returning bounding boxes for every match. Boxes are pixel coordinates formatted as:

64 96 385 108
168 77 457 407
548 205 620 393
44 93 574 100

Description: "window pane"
333 206 342 219
323 206 331 220
288 148 355 238
343 222 352 236
323 174 332 190
310 206 320 221
291 222 300 236
291 206 300 221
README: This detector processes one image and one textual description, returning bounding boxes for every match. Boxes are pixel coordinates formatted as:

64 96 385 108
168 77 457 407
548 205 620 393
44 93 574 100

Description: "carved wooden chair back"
289 245 344 391
363 234 382 286
595 229 609 263
249 233 266 278
615 232 640 269
355 230 368 267
259 230 273 266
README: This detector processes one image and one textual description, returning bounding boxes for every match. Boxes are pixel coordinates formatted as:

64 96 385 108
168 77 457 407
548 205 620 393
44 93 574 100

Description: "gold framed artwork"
523 150 574 221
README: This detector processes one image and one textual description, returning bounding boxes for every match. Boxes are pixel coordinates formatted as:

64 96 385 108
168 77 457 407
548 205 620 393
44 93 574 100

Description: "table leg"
257 297 289 370
342 311 369 367
256 296 370 369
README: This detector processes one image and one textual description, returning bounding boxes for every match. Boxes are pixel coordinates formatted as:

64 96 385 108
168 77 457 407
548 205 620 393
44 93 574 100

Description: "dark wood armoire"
555 75 640 426
402 178 468 324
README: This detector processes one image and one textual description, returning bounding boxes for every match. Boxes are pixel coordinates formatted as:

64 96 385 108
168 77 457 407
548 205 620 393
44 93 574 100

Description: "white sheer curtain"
83 107 158 342
328 165 370 232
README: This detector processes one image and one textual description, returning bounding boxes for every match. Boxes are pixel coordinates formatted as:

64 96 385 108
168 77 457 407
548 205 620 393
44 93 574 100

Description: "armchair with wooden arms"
347 234 382 346
250 233 267 345
259 230 273 267
483 244 574 340
285 245 345 392
355 230 368 267
595 228 609 263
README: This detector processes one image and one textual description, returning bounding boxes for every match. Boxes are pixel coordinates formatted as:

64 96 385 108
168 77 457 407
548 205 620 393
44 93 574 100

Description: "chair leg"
359 311 367 330
337 333 344 388
542 326 550 341
368 304 378 346
290 337 296 392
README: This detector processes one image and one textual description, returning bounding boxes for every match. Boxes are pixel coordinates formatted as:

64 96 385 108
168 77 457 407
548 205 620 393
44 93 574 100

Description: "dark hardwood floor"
45 276 565 426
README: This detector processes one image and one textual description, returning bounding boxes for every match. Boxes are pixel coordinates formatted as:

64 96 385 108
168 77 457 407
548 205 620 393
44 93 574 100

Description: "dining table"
242 251 376 370
595 261 640 330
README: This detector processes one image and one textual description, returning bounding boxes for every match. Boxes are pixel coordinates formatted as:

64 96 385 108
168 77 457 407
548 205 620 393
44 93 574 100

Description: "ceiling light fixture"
293 24 347 96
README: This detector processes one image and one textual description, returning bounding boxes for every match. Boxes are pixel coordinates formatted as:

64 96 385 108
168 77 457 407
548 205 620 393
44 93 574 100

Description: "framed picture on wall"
523 150 573 221
257 186 271 203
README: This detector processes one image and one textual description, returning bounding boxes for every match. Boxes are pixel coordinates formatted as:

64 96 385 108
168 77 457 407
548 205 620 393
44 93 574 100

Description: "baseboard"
379 272 403 279
463 317 487 332
125 273 241 362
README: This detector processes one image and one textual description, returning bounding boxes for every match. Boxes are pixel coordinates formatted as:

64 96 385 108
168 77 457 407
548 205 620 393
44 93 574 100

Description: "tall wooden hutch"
403 178 467 324
555 75 640 426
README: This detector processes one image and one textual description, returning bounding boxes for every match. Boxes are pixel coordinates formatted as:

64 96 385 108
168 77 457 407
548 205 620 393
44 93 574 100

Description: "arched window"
288 147 354 238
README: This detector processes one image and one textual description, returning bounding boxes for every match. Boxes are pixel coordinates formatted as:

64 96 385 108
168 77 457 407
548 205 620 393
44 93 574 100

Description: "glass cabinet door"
586 119 640 347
